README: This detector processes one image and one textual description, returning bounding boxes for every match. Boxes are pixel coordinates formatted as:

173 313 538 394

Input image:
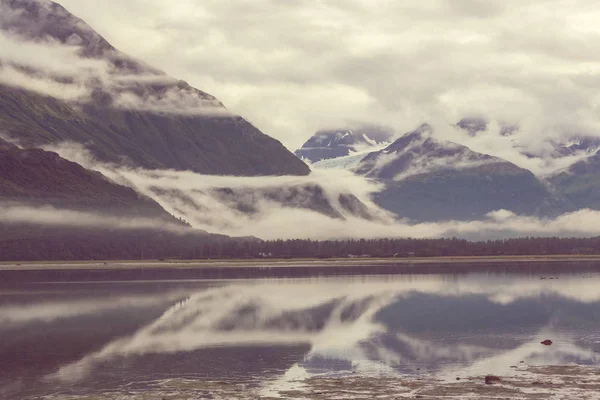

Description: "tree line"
198 237 600 259
3 230 600 261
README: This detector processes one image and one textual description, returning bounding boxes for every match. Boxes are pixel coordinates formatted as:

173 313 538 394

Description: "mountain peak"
456 117 487 136
355 124 512 181
0 0 310 176
352 125 558 222
295 125 394 163
2 0 114 56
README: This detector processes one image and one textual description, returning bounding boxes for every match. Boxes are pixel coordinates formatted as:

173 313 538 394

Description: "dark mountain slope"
0 0 309 176
0 137 239 261
374 167 557 222
549 151 600 210
0 85 309 175
0 138 173 218
355 125 562 221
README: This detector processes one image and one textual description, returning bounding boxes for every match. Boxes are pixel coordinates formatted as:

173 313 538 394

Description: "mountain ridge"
358 126 560 221
0 137 179 220
295 125 393 164
0 0 310 176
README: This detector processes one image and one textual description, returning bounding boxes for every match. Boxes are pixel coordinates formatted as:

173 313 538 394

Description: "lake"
2 261 600 399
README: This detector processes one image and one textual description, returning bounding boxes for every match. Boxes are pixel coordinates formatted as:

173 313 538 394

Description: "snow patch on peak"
312 141 389 171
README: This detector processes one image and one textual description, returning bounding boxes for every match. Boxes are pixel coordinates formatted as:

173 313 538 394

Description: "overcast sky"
54 0 600 151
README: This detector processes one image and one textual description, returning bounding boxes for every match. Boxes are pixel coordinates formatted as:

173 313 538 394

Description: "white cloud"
0 63 89 100
0 24 229 115
439 121 597 176
38 141 600 240
53 0 600 155
111 85 231 116
0 204 185 232
0 30 106 77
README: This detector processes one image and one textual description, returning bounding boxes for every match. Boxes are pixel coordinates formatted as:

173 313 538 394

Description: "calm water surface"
1 263 600 398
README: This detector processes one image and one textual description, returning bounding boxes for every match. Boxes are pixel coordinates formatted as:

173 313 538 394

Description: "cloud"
51 0 600 157
9 180 600 240
0 30 106 77
111 84 232 116
393 151 497 182
0 130 23 147
39 141 600 240
0 18 229 115
0 63 89 100
440 121 597 176
0 27 106 100
0 203 185 232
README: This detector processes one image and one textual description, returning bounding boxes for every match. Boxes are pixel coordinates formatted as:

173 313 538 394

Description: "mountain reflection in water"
1 270 600 398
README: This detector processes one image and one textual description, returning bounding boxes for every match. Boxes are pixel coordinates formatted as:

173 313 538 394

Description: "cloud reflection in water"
50 274 600 385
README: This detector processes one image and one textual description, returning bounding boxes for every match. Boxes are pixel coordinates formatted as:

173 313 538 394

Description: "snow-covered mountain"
291 118 600 222
355 124 508 180
294 125 393 164
549 149 600 211
455 118 600 159
352 124 560 221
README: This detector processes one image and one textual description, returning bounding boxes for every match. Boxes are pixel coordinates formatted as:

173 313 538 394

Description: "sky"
53 0 600 153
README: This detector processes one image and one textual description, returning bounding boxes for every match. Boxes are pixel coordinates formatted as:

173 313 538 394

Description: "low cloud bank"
31 142 600 241
0 204 185 233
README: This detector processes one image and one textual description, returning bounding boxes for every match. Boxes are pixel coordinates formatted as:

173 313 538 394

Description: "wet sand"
278 365 600 399
36 365 600 399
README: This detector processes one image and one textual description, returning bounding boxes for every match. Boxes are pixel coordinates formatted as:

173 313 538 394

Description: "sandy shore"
36 365 600 399
274 365 600 399
3 254 600 271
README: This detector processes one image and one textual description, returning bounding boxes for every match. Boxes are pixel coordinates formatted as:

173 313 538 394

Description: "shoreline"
2 254 600 271
32 365 600 399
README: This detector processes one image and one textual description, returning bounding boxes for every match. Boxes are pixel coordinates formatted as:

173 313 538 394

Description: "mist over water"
2 266 600 398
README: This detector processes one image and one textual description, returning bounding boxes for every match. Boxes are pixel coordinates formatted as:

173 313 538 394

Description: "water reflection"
1 271 600 398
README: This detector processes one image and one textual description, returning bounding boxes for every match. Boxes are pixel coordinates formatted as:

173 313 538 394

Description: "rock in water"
485 375 501 384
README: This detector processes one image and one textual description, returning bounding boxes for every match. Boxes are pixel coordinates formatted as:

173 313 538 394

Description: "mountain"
0 138 175 219
549 150 600 210
550 137 600 158
0 137 248 261
0 137 237 261
0 0 309 176
355 125 560 222
295 125 393 164
455 118 600 158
